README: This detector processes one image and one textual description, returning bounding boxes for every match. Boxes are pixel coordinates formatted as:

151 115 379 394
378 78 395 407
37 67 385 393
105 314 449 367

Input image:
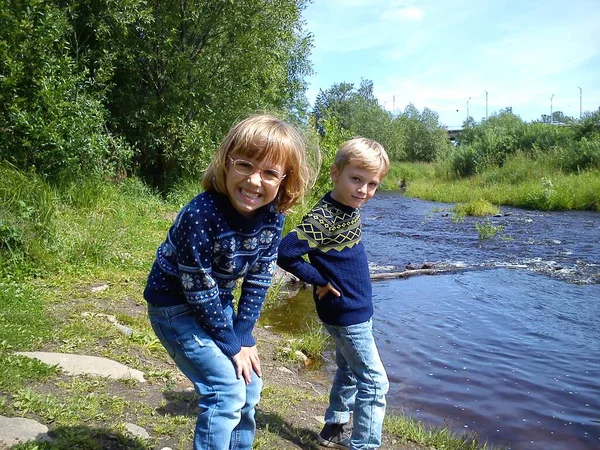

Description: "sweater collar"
211 191 276 226
324 191 358 214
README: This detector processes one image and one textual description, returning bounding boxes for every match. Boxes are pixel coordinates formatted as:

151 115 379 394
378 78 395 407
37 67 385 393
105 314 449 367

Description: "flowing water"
264 192 600 450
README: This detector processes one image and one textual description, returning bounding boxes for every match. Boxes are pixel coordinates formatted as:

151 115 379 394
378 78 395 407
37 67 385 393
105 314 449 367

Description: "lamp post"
577 86 582 119
550 94 554 123
485 90 488 120
467 97 471 122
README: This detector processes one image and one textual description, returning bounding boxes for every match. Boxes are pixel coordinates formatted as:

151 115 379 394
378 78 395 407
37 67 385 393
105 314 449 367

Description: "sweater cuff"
234 319 257 347
213 332 242 358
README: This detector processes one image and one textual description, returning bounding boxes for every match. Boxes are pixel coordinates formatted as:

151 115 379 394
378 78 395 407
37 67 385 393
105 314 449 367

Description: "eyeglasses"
228 157 286 185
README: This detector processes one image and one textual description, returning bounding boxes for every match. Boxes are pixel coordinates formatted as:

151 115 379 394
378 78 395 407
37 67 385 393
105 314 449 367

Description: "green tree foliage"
396 104 450 162
0 0 132 182
312 80 450 163
1 0 313 188
450 108 600 177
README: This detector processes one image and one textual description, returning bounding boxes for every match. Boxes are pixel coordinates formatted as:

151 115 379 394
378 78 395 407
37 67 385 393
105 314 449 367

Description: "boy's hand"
232 346 261 384
316 282 341 300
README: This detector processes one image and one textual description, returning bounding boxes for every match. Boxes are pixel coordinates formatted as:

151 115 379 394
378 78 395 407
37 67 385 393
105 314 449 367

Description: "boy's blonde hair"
333 137 390 177
203 114 314 213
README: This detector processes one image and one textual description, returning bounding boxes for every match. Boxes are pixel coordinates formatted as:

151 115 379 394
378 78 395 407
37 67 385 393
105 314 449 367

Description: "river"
264 191 600 450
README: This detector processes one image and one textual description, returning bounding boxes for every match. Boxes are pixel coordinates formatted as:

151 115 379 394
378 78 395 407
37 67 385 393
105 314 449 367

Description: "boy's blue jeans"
323 320 389 450
147 303 262 450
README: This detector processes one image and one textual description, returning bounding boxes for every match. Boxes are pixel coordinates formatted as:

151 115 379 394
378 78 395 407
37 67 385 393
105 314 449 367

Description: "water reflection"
264 193 600 449
375 270 600 450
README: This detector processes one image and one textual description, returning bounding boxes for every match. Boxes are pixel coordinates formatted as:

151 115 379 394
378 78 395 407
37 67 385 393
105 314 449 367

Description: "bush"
557 137 600 173
449 145 479 177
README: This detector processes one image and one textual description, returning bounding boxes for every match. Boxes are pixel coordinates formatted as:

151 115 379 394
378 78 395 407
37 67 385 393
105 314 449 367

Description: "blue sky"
302 0 600 127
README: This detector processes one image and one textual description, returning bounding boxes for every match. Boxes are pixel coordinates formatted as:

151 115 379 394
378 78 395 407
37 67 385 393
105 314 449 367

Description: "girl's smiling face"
225 155 286 217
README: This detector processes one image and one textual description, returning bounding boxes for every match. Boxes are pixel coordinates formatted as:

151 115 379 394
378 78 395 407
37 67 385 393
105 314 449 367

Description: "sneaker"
318 423 350 449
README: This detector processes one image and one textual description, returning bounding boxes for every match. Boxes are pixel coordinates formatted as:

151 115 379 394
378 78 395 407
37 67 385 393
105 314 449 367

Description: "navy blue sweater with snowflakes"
144 191 284 357
277 192 373 327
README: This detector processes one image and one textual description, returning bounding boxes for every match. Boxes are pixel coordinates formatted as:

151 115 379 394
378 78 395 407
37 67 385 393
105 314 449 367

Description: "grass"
0 164 500 450
275 322 330 365
474 219 505 240
385 152 600 211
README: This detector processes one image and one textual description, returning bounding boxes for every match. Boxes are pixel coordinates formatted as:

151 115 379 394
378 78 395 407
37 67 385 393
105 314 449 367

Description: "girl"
144 114 312 450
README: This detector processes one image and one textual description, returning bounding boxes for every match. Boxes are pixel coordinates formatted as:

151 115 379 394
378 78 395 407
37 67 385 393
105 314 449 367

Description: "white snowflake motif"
249 263 261 274
244 237 258 250
162 242 174 257
181 273 194 290
213 240 221 253
203 278 215 289
259 230 274 245
228 239 237 252
267 260 277 274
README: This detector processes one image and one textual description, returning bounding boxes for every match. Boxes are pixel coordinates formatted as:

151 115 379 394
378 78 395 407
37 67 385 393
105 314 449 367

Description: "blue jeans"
147 303 262 450
323 320 389 450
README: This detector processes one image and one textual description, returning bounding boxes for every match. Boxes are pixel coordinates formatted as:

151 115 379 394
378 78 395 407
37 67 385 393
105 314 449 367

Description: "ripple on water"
374 269 600 450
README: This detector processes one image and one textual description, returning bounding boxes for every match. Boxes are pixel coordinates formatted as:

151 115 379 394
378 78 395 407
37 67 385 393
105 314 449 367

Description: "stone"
16 352 146 382
0 415 52 447
124 423 150 440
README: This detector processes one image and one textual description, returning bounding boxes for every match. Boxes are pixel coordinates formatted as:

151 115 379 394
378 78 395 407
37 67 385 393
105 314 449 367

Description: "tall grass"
393 151 600 211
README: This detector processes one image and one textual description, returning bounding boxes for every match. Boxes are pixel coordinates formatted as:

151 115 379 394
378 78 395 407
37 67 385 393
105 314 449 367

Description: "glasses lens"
261 169 283 183
233 160 254 176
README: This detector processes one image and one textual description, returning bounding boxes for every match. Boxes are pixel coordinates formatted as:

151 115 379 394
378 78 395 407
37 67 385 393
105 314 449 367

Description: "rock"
0 415 52 447
125 423 150 440
15 352 146 382
294 350 309 365
277 366 294 375
81 312 133 336
90 284 110 293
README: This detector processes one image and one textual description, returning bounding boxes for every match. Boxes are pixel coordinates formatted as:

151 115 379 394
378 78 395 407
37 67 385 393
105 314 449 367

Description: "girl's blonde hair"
333 137 389 177
203 114 314 213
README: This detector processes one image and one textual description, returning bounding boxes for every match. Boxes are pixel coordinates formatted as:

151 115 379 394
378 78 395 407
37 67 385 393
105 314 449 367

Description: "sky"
301 0 600 128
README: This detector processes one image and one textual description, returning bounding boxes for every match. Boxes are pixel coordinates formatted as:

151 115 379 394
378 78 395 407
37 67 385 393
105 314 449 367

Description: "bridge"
445 126 463 142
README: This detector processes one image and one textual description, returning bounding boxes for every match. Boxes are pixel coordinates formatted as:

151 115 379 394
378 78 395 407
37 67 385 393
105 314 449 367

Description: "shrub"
557 137 600 173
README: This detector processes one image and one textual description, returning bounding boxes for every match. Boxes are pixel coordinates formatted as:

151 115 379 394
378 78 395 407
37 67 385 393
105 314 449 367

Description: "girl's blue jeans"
147 303 262 450
323 319 389 450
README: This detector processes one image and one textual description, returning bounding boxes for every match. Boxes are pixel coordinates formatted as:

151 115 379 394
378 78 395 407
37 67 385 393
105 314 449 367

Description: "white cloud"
381 7 424 21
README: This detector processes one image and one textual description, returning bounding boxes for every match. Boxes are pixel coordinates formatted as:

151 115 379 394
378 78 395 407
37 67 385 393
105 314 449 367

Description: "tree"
0 0 131 182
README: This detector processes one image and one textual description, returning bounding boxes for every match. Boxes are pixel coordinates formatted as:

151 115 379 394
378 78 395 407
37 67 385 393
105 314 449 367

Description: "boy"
277 137 390 450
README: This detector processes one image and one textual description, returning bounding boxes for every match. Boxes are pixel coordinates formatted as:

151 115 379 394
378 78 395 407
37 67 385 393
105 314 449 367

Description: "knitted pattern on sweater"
144 191 284 357
277 192 373 326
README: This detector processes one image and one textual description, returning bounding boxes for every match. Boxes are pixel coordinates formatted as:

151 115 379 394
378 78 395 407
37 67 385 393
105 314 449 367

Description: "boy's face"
330 162 384 209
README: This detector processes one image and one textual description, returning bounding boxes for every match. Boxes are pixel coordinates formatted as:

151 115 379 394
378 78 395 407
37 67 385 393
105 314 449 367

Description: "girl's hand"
232 346 261 384
316 282 341 300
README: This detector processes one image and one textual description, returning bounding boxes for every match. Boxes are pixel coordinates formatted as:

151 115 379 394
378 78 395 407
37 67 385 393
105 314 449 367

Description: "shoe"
318 423 350 449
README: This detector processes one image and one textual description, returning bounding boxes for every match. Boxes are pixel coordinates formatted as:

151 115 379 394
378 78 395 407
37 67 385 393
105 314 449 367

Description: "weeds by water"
475 219 504 240
391 151 600 211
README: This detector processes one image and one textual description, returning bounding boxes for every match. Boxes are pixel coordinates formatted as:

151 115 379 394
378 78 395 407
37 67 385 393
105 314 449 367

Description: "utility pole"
577 87 582 119
550 94 554 123
467 97 471 122
485 90 488 120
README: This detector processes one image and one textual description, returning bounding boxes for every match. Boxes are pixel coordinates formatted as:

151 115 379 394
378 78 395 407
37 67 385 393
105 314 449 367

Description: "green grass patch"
384 413 502 449
386 156 600 211
455 199 500 217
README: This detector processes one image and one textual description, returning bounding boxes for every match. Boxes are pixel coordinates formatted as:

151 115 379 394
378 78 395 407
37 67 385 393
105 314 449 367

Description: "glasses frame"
228 156 286 185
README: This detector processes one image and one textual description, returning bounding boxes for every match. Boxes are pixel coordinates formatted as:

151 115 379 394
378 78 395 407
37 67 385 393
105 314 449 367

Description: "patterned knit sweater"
277 192 373 326
144 191 284 357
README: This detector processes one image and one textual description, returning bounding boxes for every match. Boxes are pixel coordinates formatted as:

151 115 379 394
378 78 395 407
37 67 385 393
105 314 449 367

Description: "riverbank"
0 171 496 449
382 153 600 211
0 275 477 449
